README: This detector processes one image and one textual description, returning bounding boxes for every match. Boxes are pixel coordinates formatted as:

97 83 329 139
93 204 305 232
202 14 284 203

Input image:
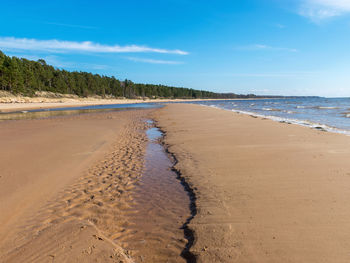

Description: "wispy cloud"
0 37 189 55
6 53 109 70
236 44 298 52
275 23 286 29
126 57 184 64
43 21 98 30
299 0 350 21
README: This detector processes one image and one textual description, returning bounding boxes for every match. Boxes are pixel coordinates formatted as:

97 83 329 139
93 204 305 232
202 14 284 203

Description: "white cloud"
236 44 298 52
127 57 184 64
299 0 350 21
0 37 188 55
6 53 109 70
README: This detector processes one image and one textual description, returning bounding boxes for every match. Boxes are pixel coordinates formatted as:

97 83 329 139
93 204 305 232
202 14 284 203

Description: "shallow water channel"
115 120 191 263
1 106 193 262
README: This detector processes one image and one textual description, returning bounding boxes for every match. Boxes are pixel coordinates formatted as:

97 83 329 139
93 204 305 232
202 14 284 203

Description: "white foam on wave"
296 105 314 109
297 105 339 110
209 104 221 110
316 106 339 109
262 108 281 112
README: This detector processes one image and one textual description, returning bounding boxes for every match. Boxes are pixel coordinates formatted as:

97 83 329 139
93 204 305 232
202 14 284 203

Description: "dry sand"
155 103 350 262
0 109 154 262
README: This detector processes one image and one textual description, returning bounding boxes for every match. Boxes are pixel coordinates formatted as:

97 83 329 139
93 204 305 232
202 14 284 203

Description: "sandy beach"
2 103 350 262
3 0 350 261
0 109 154 262
155 104 350 262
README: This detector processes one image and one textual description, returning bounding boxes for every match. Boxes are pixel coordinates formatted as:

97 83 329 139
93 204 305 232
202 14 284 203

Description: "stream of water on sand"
114 120 192 263
1 105 193 262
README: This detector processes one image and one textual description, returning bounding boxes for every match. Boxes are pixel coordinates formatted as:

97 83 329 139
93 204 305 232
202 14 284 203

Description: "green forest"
0 50 256 99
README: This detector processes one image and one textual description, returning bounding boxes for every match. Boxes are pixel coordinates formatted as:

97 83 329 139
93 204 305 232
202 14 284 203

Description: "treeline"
0 50 252 99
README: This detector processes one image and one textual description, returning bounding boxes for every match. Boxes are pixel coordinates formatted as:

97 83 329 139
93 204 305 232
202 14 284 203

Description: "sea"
190 97 350 135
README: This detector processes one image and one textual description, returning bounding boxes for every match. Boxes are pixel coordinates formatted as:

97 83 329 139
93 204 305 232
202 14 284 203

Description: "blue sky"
1 0 350 97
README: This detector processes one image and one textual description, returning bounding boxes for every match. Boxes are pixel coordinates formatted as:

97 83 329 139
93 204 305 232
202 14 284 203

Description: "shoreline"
204 104 350 136
155 103 350 262
0 97 225 112
0 96 275 113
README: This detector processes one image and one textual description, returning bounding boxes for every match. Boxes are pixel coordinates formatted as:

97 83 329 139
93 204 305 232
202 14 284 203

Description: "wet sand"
155 103 350 262
0 109 151 262
115 125 190 262
0 107 195 262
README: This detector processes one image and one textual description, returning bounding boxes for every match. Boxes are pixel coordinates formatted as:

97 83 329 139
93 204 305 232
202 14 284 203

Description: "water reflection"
0 103 162 121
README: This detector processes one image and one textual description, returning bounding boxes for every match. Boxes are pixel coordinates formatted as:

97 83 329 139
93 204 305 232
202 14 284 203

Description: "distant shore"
0 97 173 112
0 95 260 112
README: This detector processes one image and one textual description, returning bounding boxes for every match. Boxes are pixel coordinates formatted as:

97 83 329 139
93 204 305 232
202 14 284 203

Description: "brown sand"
115 128 190 263
4 102 350 262
155 103 350 262
0 109 153 262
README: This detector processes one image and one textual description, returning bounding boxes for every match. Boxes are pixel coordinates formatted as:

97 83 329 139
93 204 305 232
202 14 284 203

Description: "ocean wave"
316 106 339 110
295 105 339 110
283 110 295 114
209 104 221 109
295 105 313 109
262 108 281 112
